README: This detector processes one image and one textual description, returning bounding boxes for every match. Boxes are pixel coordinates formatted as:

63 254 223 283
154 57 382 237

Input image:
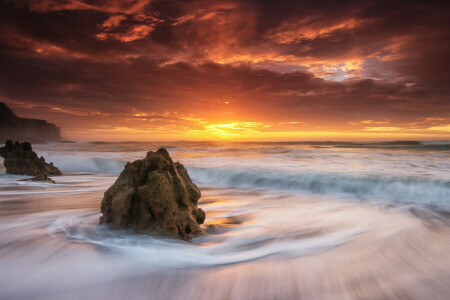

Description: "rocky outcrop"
0 140 62 179
100 148 205 240
19 172 56 183
0 102 62 143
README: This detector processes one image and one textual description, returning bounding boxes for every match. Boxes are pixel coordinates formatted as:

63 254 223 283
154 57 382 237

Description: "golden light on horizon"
63 115 450 142
1 0 448 143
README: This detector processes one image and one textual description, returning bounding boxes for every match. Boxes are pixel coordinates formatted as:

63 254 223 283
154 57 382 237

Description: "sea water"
0 141 449 299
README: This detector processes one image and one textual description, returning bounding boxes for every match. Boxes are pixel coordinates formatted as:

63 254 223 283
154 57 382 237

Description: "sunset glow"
0 0 449 141
1 2 450 298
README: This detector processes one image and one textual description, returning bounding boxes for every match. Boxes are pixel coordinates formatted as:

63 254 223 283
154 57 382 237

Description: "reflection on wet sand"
0 173 449 299
0 141 449 299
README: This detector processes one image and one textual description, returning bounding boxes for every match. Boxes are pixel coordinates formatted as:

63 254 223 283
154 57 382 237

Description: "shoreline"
0 182 448 299
0 142 449 299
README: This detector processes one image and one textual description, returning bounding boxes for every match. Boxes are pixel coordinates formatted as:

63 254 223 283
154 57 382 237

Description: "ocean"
0 141 449 299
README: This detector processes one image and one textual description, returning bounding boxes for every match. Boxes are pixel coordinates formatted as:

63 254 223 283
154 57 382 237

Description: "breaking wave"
189 167 450 211
36 152 126 174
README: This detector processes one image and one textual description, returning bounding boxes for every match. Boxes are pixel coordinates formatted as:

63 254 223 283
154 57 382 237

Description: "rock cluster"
100 148 205 240
0 140 62 181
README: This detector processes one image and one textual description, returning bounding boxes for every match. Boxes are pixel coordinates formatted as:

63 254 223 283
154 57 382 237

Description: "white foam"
188 167 450 211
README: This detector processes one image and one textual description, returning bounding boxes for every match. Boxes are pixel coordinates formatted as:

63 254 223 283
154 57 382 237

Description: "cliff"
0 102 62 143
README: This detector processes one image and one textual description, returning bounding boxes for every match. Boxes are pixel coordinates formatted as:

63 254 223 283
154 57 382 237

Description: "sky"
0 0 449 141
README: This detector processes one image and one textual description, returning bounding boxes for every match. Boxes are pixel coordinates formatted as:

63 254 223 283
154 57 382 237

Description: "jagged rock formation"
0 102 62 143
100 148 205 240
0 140 62 180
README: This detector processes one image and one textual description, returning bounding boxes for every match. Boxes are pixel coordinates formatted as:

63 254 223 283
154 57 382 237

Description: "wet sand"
0 174 449 299
1 141 449 299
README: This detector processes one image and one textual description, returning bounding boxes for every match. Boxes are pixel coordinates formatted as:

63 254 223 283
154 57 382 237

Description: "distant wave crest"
40 152 126 174
188 166 450 211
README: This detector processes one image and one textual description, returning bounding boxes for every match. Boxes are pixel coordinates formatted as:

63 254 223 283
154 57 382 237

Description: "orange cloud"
2 0 449 141
269 18 365 44
349 120 390 125
101 15 127 30
97 24 154 42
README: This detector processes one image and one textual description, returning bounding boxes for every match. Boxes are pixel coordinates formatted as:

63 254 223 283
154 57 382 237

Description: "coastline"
0 141 449 299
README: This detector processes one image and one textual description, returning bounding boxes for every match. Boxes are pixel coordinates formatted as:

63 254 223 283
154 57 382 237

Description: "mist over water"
0 141 449 299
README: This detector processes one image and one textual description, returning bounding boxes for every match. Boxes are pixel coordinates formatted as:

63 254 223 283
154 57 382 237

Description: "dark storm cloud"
0 0 449 137
1 49 442 123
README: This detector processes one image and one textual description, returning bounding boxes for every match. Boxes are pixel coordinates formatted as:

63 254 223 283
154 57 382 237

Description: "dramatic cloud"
0 0 449 140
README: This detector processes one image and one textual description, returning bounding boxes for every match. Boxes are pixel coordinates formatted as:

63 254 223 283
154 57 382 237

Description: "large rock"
100 148 205 240
0 102 62 143
0 140 62 177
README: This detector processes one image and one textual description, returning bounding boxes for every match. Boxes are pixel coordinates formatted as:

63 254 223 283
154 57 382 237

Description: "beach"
0 141 449 299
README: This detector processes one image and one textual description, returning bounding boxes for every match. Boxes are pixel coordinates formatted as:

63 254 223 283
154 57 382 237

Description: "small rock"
206 224 216 234
20 172 56 183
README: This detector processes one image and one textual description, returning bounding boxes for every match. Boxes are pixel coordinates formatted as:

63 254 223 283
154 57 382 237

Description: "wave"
29 151 450 211
234 140 450 151
42 210 360 268
39 152 126 174
64 140 450 151
30 145 449 212
188 167 450 211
